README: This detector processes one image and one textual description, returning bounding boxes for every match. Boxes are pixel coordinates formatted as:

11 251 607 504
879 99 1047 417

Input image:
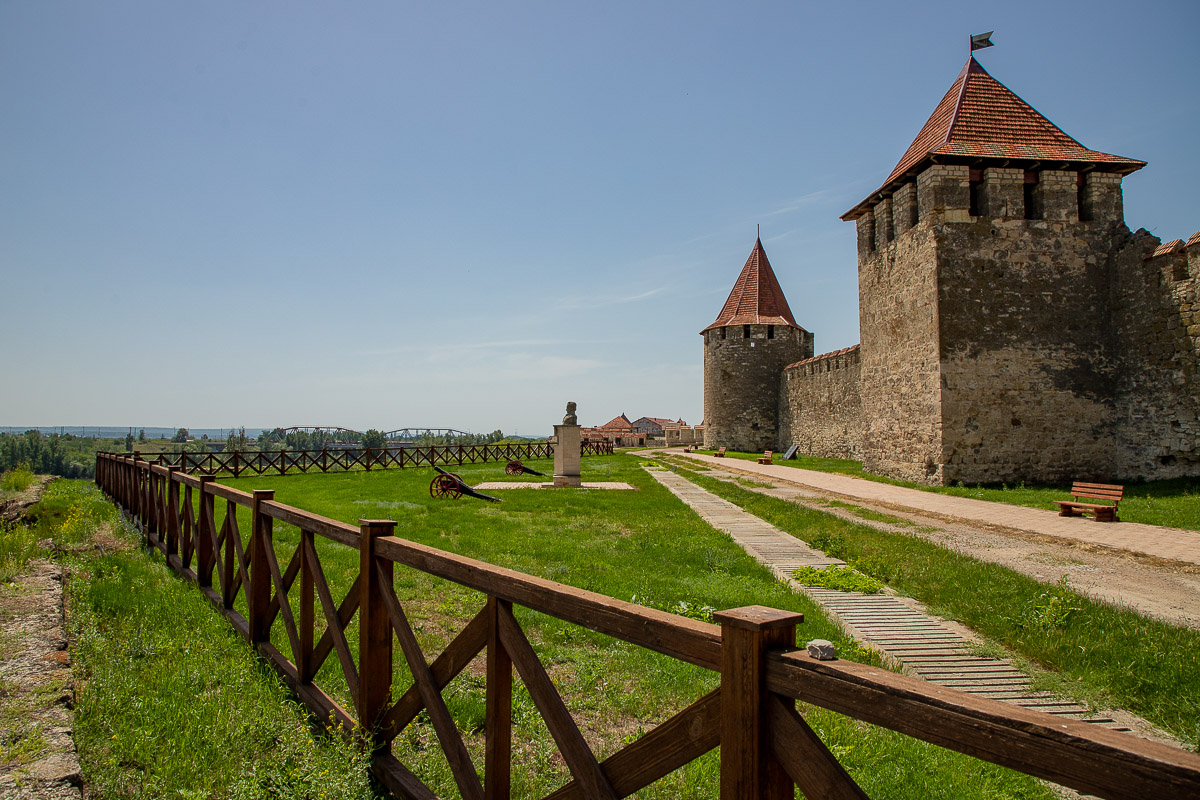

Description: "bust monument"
553 401 582 487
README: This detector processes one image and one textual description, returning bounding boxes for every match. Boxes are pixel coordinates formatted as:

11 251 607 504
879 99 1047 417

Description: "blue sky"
2 1 1196 435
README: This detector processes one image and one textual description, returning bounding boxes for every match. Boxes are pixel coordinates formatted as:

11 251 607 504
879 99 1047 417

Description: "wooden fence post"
117 456 125 506
147 464 161 544
485 596 513 800
166 466 180 560
358 519 395 748
714 605 803 800
135 457 146 533
196 475 216 587
221 499 237 609
249 489 275 642
298 527 315 682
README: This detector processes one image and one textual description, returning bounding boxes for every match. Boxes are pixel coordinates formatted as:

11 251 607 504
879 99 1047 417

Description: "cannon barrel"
432 466 501 503
505 459 545 477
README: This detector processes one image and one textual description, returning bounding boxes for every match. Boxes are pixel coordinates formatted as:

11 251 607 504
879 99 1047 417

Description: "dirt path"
1 475 55 525
690 464 1200 630
0 560 82 799
1 476 83 798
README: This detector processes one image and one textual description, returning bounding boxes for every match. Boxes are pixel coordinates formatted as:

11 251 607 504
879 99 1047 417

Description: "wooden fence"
94 452 1200 800
112 440 613 478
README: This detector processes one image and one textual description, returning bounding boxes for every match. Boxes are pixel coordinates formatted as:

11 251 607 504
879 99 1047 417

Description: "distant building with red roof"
703 49 1199 486
583 413 700 447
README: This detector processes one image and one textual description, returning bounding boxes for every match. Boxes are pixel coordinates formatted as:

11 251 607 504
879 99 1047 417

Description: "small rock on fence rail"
807 639 837 660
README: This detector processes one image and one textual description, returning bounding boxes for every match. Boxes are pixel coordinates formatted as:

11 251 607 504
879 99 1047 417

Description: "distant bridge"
270 426 473 444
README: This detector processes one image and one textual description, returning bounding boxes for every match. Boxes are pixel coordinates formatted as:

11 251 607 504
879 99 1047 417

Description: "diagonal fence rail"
115 440 613 478
94 452 1200 800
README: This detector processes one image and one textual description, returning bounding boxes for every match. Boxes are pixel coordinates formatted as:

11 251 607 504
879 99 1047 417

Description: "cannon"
430 466 501 503
504 459 545 477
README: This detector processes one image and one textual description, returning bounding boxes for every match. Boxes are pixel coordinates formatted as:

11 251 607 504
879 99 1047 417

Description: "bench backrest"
717 446 727 454
1070 482 1124 504
763 451 773 458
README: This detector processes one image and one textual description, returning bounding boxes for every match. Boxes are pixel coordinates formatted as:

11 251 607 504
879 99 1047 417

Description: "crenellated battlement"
784 345 861 377
854 164 1131 263
1144 232 1200 283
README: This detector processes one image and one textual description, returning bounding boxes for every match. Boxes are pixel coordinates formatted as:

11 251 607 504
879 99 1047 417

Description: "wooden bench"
758 450 774 465
1053 482 1124 522
714 446 727 458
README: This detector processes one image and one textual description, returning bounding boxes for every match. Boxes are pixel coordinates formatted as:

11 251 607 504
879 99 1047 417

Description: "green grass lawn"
662 459 1200 748
688 449 1200 530
198 454 1060 798
1 480 376 799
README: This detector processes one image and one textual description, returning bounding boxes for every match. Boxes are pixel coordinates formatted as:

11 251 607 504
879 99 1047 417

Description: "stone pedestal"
553 424 582 487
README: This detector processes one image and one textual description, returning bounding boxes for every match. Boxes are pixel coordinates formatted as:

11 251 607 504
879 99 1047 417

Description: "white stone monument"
553 401 582 488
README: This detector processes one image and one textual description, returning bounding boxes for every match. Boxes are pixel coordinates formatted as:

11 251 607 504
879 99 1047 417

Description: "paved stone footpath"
644 465 1140 733
676 452 1200 567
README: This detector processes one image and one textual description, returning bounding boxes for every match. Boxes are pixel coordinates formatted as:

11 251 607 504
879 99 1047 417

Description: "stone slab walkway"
643 465 1150 735
474 481 636 490
674 452 1200 567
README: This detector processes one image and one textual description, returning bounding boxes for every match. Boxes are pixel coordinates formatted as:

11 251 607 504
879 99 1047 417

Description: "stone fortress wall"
775 162 1199 485
1112 232 1200 479
778 346 862 460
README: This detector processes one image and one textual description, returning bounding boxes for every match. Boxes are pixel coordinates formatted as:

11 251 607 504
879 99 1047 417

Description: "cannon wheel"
505 460 524 476
430 473 464 500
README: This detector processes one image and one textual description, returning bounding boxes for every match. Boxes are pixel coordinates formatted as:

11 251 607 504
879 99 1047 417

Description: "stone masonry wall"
849 165 1200 485
779 346 862 459
858 170 947 482
936 215 1121 484
702 324 809 452
1111 231 1200 479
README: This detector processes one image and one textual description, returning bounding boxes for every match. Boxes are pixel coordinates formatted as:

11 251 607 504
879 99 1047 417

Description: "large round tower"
702 237 812 452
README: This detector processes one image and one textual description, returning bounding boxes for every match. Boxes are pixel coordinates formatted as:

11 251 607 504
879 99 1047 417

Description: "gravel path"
653 452 1200 631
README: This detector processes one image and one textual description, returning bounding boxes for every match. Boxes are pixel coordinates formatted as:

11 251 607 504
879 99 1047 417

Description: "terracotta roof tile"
703 237 804 332
1149 239 1185 259
596 414 633 430
843 57 1145 220
1187 232 1200 248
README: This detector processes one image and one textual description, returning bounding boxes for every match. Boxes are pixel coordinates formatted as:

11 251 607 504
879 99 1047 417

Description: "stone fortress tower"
703 51 1200 485
702 236 813 452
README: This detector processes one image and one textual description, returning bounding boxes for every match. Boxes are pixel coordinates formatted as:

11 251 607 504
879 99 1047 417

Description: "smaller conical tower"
701 236 812 452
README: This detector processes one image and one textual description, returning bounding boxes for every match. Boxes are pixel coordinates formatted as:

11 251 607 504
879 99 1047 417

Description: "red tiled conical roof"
842 57 1145 220
702 237 803 332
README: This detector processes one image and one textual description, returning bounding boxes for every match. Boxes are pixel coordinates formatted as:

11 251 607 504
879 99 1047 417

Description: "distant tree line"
0 430 99 479
414 430 506 446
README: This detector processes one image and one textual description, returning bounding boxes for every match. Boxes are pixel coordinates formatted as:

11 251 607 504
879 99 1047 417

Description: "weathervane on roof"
970 31 995 52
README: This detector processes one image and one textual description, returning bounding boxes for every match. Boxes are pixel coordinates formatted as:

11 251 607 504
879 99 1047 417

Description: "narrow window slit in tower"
969 168 983 216
767 325 775 339
743 325 750 339
1024 170 1039 220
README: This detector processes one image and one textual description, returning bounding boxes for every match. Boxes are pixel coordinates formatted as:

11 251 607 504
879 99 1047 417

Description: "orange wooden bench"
714 446 727 458
1053 482 1123 522
758 450 774 465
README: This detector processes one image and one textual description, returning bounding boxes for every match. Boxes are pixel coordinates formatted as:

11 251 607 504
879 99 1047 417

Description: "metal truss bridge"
270 426 472 444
